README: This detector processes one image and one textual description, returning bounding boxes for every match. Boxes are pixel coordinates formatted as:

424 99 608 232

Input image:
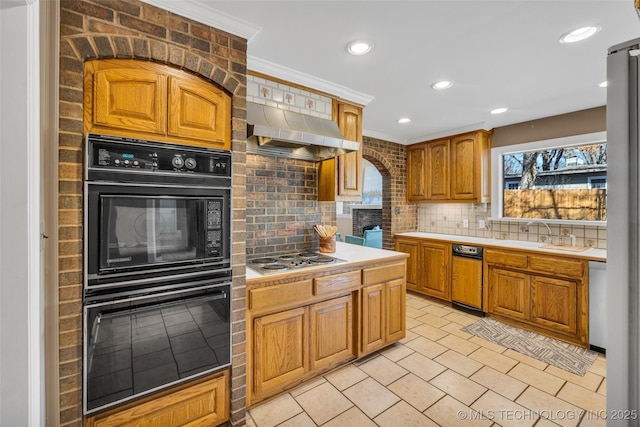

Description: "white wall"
0 1 42 425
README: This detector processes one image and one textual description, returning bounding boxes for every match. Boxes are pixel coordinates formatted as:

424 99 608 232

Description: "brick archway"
63 34 242 95
362 136 418 249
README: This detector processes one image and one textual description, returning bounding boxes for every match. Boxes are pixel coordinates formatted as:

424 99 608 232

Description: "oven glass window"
84 285 231 413
100 196 203 271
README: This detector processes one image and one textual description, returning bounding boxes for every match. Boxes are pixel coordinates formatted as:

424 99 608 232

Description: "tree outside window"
502 143 606 221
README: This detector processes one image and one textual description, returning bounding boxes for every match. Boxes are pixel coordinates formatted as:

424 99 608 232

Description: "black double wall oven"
83 133 232 415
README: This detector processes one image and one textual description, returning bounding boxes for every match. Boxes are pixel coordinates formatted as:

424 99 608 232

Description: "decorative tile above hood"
246 103 360 161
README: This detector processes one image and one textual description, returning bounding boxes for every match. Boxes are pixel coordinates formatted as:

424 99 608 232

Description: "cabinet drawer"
314 270 361 295
85 372 229 427
485 249 527 268
528 255 584 278
362 262 405 286
249 280 313 311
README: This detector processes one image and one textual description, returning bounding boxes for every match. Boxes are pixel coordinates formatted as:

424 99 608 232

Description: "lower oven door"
83 282 231 415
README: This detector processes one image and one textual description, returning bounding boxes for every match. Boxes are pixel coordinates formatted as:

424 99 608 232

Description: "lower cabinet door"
85 372 229 427
530 275 578 334
487 267 530 321
309 295 355 370
385 279 406 343
253 307 308 396
420 242 451 301
361 283 385 354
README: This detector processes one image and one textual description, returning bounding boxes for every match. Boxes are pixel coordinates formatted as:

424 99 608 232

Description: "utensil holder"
319 235 336 253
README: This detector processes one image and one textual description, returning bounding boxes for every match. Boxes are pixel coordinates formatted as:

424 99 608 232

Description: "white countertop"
246 242 407 280
395 232 607 262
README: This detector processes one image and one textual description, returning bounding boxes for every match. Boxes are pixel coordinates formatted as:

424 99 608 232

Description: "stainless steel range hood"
246 103 360 161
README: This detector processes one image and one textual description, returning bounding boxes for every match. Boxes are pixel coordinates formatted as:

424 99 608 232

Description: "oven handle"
86 268 231 292
86 282 229 309
97 287 228 322
86 180 230 191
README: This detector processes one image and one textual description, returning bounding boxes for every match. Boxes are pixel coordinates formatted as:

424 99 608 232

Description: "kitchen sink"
539 244 591 252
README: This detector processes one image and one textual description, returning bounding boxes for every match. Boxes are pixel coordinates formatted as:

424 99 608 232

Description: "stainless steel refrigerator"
607 37 640 424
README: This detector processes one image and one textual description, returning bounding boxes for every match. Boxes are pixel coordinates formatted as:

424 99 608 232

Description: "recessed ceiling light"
490 107 508 115
598 81 608 88
346 40 373 55
397 117 411 124
559 26 601 44
431 80 452 90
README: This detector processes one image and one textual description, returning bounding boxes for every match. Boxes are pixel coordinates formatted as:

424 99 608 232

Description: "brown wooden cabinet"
487 267 530 321
84 371 229 427
318 101 363 201
484 248 588 347
246 259 407 406
530 275 578 335
406 130 492 203
84 59 231 150
406 144 428 201
309 295 354 370
420 241 451 300
361 263 407 355
394 238 419 290
426 139 450 200
361 283 385 353
253 307 308 398
395 237 451 301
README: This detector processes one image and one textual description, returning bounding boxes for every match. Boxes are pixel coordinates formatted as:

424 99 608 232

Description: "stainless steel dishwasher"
451 244 484 316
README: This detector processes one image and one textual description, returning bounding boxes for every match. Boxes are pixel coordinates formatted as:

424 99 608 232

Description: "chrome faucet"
524 220 553 244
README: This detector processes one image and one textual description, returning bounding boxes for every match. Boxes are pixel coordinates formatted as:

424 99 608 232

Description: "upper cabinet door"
426 139 450 200
406 130 491 204
337 102 363 198
450 134 477 200
85 59 232 150
167 76 231 149
407 144 427 202
318 101 363 202
93 67 167 135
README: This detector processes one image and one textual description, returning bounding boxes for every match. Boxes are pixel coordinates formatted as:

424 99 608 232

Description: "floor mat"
461 317 598 376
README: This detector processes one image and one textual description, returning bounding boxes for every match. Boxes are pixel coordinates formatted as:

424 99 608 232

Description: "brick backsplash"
417 203 607 249
246 153 324 255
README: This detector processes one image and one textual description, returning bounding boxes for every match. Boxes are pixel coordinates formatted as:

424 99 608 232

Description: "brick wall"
58 1 247 425
352 209 383 236
245 153 324 256
362 136 418 248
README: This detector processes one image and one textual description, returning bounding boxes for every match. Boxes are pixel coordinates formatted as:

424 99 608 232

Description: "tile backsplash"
247 75 333 119
417 203 607 249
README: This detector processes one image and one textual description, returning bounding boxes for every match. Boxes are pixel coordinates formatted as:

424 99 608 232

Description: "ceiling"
146 1 640 144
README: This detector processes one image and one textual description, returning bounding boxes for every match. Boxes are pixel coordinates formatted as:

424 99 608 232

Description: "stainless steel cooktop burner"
249 251 345 274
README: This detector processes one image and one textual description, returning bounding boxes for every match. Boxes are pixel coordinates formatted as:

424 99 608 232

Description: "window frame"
490 131 607 226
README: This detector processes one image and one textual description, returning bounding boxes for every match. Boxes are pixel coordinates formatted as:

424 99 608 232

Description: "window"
361 159 382 205
588 176 607 189
491 132 607 223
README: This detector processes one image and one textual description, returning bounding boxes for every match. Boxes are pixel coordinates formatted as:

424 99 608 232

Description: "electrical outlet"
479 219 486 229
463 219 469 228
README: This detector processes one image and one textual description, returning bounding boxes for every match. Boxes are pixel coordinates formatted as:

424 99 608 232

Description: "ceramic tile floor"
247 292 607 427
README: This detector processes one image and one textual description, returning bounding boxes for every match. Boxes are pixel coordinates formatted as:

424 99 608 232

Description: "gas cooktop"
248 251 345 274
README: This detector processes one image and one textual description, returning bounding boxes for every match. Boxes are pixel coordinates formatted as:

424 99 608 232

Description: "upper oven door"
86 182 230 288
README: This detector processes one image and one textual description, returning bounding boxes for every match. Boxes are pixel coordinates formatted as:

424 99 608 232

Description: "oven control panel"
87 133 231 177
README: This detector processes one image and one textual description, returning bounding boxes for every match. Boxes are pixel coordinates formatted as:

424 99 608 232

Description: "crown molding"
139 0 261 41
362 129 407 145
407 122 492 144
248 55 374 107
